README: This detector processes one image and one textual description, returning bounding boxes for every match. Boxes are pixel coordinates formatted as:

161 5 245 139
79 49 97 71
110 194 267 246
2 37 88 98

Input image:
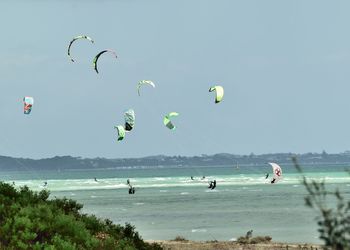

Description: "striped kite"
67 35 94 62
137 80 155 96
23 96 34 115
124 109 135 131
93 49 117 74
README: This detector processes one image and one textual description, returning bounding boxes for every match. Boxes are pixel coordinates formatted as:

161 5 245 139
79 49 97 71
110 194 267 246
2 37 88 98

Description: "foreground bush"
293 157 350 250
0 182 162 250
236 230 272 245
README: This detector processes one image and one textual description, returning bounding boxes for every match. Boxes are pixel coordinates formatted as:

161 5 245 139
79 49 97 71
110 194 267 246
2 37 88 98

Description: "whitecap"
191 228 207 233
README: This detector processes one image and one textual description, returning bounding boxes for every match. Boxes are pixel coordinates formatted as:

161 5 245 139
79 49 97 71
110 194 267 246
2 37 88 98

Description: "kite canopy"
268 162 283 183
124 109 135 131
163 112 179 130
67 35 94 62
137 80 155 96
93 49 117 73
114 125 125 141
23 96 34 115
209 85 224 103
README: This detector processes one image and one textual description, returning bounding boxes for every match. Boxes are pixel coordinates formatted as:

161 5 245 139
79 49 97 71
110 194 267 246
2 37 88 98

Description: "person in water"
128 186 136 194
211 180 216 189
265 173 269 179
43 181 48 187
191 176 194 180
271 178 276 184
201 176 206 180
94 177 98 182
208 180 216 189
127 179 130 186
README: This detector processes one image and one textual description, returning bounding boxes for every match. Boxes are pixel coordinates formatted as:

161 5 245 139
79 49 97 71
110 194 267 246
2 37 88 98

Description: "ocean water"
1 163 350 244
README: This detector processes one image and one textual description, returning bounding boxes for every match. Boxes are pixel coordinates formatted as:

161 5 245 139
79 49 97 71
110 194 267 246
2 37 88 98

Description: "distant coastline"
1 151 350 171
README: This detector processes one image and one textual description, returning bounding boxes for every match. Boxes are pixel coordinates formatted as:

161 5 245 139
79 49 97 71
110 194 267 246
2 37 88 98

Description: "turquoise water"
2 164 350 244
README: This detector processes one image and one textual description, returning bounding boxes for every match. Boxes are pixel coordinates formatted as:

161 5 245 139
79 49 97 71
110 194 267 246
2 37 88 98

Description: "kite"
67 35 94 62
93 49 117 73
209 85 224 103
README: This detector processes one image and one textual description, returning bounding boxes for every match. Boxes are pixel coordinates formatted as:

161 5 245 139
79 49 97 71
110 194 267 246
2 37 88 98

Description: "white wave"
6 172 350 192
133 203 144 206
191 228 207 233
180 192 189 195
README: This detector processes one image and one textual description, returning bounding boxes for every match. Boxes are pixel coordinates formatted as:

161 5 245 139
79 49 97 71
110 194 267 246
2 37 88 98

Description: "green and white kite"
114 125 125 141
124 109 135 131
163 112 179 130
137 80 155 96
209 85 224 103
67 35 94 62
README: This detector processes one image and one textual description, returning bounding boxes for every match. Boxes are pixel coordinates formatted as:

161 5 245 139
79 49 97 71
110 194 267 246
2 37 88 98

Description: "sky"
1 0 350 159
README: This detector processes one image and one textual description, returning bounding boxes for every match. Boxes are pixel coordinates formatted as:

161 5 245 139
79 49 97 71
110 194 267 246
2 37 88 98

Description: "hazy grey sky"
1 0 350 159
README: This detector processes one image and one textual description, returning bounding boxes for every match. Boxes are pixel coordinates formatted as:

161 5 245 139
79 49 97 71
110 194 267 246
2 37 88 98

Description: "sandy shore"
147 240 322 250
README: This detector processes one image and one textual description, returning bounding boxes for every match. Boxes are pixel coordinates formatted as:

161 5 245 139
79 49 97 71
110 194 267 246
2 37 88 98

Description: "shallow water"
2 164 349 243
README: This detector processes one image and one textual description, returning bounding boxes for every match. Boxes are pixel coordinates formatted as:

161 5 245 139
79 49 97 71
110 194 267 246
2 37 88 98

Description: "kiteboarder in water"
265 173 269 179
208 180 216 189
127 179 135 194
211 180 216 190
191 176 194 180
129 187 135 194
94 177 98 182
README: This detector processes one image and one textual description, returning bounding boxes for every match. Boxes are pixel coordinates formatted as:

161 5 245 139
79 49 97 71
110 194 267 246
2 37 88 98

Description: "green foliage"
0 182 162 250
249 236 272 244
236 233 272 245
293 157 350 249
236 230 272 245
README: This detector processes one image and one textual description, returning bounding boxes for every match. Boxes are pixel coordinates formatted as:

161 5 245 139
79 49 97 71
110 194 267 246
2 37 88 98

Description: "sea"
1 163 349 244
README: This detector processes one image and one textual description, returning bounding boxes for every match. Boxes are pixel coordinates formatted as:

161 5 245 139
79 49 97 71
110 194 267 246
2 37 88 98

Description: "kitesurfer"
211 180 216 190
128 186 135 194
43 181 47 187
191 176 194 180
265 173 269 179
208 180 216 189
94 177 98 182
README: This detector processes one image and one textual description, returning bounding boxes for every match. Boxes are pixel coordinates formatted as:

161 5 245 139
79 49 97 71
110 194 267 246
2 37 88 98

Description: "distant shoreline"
1 152 350 171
